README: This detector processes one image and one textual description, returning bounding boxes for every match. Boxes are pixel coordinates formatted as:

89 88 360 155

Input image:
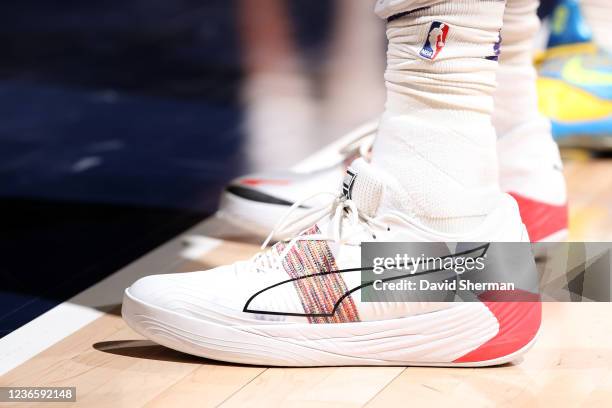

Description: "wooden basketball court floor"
1 147 612 407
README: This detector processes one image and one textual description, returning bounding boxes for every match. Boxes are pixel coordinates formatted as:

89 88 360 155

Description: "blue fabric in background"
0 0 333 336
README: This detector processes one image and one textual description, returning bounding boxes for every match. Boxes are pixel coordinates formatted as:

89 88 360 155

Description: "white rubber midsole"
122 288 537 367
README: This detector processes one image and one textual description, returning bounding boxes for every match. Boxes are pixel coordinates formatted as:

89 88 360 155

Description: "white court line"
0 130 358 375
0 304 103 376
0 223 221 375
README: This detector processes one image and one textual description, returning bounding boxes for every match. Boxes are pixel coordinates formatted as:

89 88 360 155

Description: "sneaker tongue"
341 159 386 217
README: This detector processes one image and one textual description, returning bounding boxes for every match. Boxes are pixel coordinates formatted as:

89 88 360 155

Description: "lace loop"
255 192 392 270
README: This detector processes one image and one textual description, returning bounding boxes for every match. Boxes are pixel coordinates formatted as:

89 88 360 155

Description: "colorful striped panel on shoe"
274 225 360 324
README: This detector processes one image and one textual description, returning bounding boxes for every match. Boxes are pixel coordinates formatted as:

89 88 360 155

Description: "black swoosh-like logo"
226 185 309 208
242 243 490 317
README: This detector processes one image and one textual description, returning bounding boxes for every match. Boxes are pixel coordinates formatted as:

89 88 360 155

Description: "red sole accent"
453 291 541 364
239 178 291 186
509 192 568 243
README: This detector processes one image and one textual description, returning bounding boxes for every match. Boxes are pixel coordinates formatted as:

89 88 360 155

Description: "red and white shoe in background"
218 121 568 244
497 126 569 244
218 121 377 240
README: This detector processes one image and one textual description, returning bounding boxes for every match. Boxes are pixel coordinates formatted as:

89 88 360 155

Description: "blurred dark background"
0 0 336 336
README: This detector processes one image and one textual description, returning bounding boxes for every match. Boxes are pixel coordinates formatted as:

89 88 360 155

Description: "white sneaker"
123 159 540 366
218 121 568 243
497 126 568 243
218 121 377 239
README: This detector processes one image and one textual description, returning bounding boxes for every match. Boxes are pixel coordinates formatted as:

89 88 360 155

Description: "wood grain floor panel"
218 367 405 408
1 159 611 407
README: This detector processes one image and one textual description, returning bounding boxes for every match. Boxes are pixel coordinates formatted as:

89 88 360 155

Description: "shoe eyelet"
387 226 391 231
372 234 377 239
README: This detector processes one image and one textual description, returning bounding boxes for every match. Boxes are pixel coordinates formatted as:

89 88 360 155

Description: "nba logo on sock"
419 21 449 60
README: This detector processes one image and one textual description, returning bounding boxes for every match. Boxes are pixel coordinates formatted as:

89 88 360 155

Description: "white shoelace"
358 134 375 159
252 127 378 271
254 191 388 271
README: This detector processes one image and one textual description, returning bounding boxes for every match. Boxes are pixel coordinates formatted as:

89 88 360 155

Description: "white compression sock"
581 0 612 53
371 0 505 233
493 0 542 137
494 0 566 204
